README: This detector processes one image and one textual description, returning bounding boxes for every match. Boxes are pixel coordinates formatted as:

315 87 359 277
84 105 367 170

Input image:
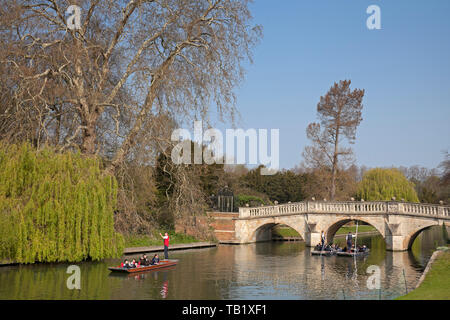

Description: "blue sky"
211 0 450 170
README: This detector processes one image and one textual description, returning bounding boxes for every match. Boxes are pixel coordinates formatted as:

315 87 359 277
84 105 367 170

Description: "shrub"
356 168 419 202
0 142 123 263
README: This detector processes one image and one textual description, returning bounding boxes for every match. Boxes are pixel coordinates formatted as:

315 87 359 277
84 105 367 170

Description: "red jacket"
163 235 170 246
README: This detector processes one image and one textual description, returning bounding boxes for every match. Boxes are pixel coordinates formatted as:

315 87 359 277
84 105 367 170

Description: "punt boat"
311 250 336 256
336 250 370 257
108 259 179 273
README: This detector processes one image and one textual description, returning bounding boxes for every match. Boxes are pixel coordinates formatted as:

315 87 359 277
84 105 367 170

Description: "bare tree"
302 80 364 200
0 0 262 172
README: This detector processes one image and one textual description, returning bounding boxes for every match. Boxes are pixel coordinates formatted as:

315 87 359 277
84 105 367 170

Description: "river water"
0 226 447 300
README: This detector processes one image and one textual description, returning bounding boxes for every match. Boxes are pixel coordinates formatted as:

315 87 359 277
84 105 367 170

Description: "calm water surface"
0 226 446 300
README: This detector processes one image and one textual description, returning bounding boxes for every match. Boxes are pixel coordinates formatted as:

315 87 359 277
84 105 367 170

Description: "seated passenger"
140 254 149 266
122 259 131 268
151 254 160 265
129 259 137 268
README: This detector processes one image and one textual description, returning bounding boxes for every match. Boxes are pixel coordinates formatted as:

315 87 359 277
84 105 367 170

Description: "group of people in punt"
315 230 368 253
119 231 171 269
121 254 160 269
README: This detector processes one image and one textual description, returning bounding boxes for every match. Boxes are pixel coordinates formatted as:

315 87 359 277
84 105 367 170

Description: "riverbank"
0 241 217 266
124 242 217 255
396 248 450 300
335 225 376 235
0 231 210 266
124 231 203 248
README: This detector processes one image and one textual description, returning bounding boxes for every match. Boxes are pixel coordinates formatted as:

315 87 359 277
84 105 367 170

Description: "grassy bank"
335 225 377 235
272 226 301 238
396 250 450 300
124 230 201 248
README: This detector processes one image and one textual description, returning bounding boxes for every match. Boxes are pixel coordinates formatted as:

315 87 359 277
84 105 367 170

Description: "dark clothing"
164 245 169 260
151 257 160 265
346 234 352 251
140 258 149 266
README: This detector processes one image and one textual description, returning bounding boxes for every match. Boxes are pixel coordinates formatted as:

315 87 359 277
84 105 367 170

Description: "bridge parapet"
238 201 450 219
398 202 449 216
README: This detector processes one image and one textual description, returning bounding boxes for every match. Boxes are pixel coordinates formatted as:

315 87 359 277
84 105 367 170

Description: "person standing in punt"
346 232 353 252
320 231 326 249
160 232 170 260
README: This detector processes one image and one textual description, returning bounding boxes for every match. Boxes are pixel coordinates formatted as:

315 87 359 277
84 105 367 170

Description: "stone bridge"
211 201 450 251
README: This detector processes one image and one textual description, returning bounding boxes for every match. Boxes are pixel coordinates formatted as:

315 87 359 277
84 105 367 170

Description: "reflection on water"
0 226 446 300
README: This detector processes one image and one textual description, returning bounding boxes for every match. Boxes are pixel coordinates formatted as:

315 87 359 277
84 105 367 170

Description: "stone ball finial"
350 197 355 201
274 200 278 205
323 198 327 202
311 197 315 201
391 196 396 201
439 200 444 205
288 201 291 204
361 199 365 202
245 203 249 207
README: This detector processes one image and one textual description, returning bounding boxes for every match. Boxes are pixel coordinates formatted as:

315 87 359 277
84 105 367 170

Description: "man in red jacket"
160 232 170 260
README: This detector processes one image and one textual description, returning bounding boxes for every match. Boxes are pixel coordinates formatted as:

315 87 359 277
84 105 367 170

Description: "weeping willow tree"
0 142 123 263
356 168 419 202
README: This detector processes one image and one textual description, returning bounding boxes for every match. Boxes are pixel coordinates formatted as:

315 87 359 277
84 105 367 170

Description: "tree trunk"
330 128 340 201
330 157 337 200
81 122 96 154
80 110 99 155
54 107 61 146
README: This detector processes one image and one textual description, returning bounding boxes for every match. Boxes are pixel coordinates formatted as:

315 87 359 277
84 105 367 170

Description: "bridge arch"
404 221 440 250
324 217 385 245
249 219 306 243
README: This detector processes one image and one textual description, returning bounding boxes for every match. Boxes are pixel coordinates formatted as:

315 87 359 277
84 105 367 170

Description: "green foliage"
241 166 306 203
272 226 301 238
356 168 419 202
0 142 123 263
234 194 267 207
335 225 377 235
154 144 221 228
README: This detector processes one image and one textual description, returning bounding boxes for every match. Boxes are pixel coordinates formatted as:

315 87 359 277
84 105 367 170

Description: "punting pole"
353 220 359 267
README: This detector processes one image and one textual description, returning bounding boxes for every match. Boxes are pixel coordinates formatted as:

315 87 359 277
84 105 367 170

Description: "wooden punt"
108 259 179 273
336 250 370 257
311 250 336 256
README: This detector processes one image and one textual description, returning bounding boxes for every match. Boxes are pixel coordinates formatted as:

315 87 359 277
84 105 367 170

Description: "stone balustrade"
239 201 450 219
